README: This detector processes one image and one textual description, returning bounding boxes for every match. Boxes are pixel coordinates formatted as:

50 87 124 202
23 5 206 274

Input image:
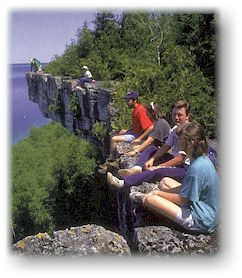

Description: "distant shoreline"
9 62 49 66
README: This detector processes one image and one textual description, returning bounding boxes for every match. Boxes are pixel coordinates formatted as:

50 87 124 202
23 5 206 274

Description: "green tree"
76 22 95 59
44 11 217 137
175 13 216 87
11 123 114 242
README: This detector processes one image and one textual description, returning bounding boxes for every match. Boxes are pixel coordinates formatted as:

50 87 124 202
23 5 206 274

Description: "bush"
11 123 108 242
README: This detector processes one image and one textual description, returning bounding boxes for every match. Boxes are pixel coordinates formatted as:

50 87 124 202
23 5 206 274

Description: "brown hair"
146 103 165 121
172 100 190 115
176 122 208 158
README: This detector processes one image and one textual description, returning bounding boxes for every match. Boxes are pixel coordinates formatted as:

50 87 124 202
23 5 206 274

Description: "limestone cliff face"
26 72 115 157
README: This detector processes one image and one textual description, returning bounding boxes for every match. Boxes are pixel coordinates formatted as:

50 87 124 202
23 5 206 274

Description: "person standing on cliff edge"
76 65 96 89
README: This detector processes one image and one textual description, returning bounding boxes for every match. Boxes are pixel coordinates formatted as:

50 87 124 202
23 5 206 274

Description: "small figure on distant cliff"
130 122 219 234
76 66 96 89
30 57 42 73
107 91 154 162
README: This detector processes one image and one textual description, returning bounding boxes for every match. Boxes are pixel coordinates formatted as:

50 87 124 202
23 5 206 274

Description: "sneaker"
129 191 145 203
106 157 116 162
107 172 124 189
118 166 142 177
76 86 82 90
98 163 108 174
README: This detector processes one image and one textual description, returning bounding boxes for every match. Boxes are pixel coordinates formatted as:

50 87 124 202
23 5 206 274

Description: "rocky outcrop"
103 145 218 255
12 224 131 256
26 73 116 157
116 182 218 255
24 76 219 256
134 226 218 255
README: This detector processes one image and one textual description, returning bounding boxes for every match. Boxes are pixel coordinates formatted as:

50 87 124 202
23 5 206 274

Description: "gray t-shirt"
149 118 171 147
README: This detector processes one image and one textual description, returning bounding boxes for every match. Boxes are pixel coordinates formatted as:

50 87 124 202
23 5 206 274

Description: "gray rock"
12 224 131 256
26 73 113 157
134 226 218 256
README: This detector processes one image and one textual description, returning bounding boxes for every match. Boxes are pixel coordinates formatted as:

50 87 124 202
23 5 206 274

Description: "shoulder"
156 118 171 128
168 125 177 136
134 104 147 115
189 156 217 176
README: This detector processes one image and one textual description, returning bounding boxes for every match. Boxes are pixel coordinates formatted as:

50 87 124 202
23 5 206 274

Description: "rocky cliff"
26 72 116 158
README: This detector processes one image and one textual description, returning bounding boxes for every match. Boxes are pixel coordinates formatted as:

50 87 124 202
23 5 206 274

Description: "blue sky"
9 10 99 63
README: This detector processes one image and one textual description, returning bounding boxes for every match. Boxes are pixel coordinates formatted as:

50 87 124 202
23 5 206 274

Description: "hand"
144 158 154 170
126 150 136 156
143 190 161 202
148 165 168 171
119 129 128 135
147 166 160 171
130 138 141 144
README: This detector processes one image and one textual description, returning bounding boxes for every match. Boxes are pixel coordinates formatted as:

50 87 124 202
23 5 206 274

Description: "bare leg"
143 194 181 222
109 134 126 159
159 177 181 192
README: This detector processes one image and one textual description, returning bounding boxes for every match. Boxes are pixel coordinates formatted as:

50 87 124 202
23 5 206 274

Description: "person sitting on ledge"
107 100 190 187
76 65 96 89
30 57 42 73
107 91 154 162
129 122 219 234
118 102 171 176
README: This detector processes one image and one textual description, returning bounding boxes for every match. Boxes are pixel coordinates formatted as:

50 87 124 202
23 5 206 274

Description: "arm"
119 129 128 135
136 136 154 152
157 153 185 168
127 136 155 156
144 143 171 169
131 125 154 144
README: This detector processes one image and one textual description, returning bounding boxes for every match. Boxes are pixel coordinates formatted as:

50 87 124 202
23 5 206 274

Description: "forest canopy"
45 11 217 138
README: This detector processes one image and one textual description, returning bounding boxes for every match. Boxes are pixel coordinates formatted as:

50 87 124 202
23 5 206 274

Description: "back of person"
132 103 153 136
181 155 219 233
150 117 171 146
84 69 92 78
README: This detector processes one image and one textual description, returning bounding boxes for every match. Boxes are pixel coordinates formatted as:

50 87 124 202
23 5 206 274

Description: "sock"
133 166 142 171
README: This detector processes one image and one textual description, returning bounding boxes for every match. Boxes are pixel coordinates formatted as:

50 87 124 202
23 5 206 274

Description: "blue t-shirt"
179 156 219 233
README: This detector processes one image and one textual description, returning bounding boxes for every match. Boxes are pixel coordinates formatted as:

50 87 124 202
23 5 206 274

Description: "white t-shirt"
84 70 92 78
165 125 190 165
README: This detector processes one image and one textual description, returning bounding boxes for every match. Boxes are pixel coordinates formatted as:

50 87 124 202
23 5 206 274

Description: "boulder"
12 224 131 256
134 226 218 255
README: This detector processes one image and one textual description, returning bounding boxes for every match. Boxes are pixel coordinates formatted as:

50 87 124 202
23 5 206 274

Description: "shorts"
123 131 137 142
175 206 200 231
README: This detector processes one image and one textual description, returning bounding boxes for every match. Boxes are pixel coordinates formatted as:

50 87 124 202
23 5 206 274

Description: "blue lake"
10 63 51 144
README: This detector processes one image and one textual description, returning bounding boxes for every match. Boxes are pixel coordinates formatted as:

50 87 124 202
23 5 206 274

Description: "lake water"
10 63 51 144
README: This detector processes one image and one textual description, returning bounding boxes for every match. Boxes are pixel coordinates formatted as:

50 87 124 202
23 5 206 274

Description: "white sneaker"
118 166 142 177
107 172 124 188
